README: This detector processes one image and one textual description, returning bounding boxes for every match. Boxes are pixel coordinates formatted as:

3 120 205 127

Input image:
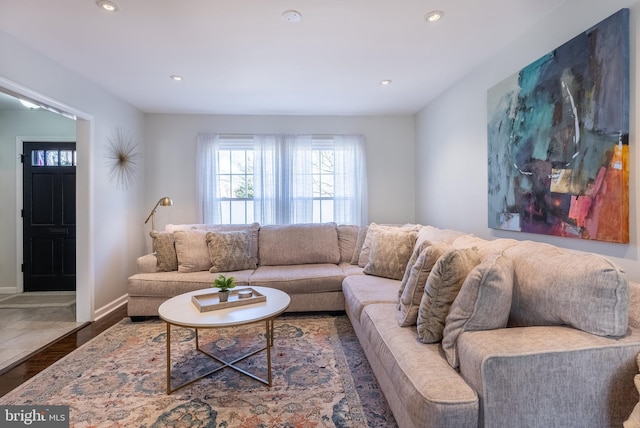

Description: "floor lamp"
145 197 173 230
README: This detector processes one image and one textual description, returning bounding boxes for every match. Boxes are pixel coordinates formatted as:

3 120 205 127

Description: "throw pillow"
173 229 211 273
416 247 481 343
200 223 260 263
397 239 433 303
207 231 258 272
150 230 178 272
442 254 514 368
363 228 418 280
397 242 449 327
358 223 420 267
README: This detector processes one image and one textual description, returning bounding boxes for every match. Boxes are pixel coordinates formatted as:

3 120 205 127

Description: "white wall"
144 114 416 235
0 30 147 320
0 110 76 291
415 0 640 280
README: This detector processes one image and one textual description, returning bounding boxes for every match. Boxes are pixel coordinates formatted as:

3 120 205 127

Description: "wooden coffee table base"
166 318 275 395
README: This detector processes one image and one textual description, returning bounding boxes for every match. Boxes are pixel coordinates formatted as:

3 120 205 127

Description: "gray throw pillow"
150 230 177 272
207 231 258 272
417 247 481 343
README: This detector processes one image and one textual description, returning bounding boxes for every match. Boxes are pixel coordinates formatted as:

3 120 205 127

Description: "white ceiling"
0 0 567 116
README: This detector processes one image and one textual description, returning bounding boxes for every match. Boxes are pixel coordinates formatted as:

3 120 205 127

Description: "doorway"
22 141 76 292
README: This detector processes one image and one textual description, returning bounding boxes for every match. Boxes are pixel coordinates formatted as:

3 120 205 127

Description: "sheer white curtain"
197 132 368 225
333 134 368 225
196 133 222 223
253 134 314 224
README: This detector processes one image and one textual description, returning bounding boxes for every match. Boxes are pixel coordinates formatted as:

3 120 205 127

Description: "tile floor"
0 302 84 374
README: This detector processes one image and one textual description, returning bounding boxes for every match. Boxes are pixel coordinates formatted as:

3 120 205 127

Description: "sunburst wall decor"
105 127 141 190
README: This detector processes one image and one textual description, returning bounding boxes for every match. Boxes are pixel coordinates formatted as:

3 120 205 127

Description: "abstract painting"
487 9 629 243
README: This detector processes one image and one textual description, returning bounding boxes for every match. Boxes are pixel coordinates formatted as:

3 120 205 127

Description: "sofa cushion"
398 242 449 327
339 262 365 277
625 353 640 428
342 274 399 321
451 235 520 262
150 230 177 272
207 230 258 272
128 270 253 297
417 247 481 343
249 264 344 295
458 326 640 428
350 225 368 264
442 253 514 368
359 303 479 427
337 224 359 263
364 228 418 280
173 229 212 273
415 225 466 251
504 241 629 337
258 223 340 266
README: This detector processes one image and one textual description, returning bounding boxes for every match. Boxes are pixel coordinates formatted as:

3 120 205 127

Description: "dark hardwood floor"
0 304 129 397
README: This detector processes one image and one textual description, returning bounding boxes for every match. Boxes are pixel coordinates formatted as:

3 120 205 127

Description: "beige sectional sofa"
127 221 640 427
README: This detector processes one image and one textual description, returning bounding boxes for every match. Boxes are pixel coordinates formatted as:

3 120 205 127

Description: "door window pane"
60 150 73 166
46 150 59 166
32 151 45 166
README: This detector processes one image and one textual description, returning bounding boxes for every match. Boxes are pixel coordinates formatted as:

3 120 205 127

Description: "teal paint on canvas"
487 9 629 243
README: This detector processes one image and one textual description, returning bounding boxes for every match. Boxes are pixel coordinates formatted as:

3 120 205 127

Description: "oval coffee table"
158 286 290 394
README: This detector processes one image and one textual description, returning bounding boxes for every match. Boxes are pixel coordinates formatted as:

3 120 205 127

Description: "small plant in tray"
213 275 235 302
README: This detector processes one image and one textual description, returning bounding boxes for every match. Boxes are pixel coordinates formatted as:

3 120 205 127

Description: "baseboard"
94 294 128 321
0 287 18 294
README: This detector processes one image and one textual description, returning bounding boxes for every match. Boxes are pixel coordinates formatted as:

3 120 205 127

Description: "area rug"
0 292 75 309
0 314 397 427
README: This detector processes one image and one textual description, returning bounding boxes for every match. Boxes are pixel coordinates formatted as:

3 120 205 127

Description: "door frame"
1 75 94 322
16 137 76 294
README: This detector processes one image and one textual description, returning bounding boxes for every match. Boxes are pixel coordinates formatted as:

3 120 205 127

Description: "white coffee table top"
158 286 291 328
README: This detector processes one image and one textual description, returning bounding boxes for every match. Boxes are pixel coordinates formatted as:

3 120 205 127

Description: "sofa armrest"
457 326 640 428
136 253 158 273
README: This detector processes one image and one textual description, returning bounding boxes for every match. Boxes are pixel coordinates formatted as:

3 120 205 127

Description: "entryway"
22 141 76 292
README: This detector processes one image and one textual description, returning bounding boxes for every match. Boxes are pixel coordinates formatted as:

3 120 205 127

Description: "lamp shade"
145 196 173 230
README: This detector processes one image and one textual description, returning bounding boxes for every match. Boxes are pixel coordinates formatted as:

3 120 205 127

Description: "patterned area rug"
0 313 397 427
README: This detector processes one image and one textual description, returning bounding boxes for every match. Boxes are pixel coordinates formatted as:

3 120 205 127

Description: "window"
197 134 368 225
31 149 77 167
216 142 254 224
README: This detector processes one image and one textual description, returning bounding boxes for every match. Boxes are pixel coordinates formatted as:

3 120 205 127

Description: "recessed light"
380 80 392 86
170 75 183 82
96 0 119 12
425 10 444 23
282 10 302 23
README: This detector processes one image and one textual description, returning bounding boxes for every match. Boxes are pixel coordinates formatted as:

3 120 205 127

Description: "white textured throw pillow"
363 228 417 280
442 254 514 368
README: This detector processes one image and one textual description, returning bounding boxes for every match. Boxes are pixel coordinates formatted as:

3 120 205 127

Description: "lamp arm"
144 200 162 224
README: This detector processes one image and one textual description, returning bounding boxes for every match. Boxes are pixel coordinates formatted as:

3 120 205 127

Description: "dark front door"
22 142 76 292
